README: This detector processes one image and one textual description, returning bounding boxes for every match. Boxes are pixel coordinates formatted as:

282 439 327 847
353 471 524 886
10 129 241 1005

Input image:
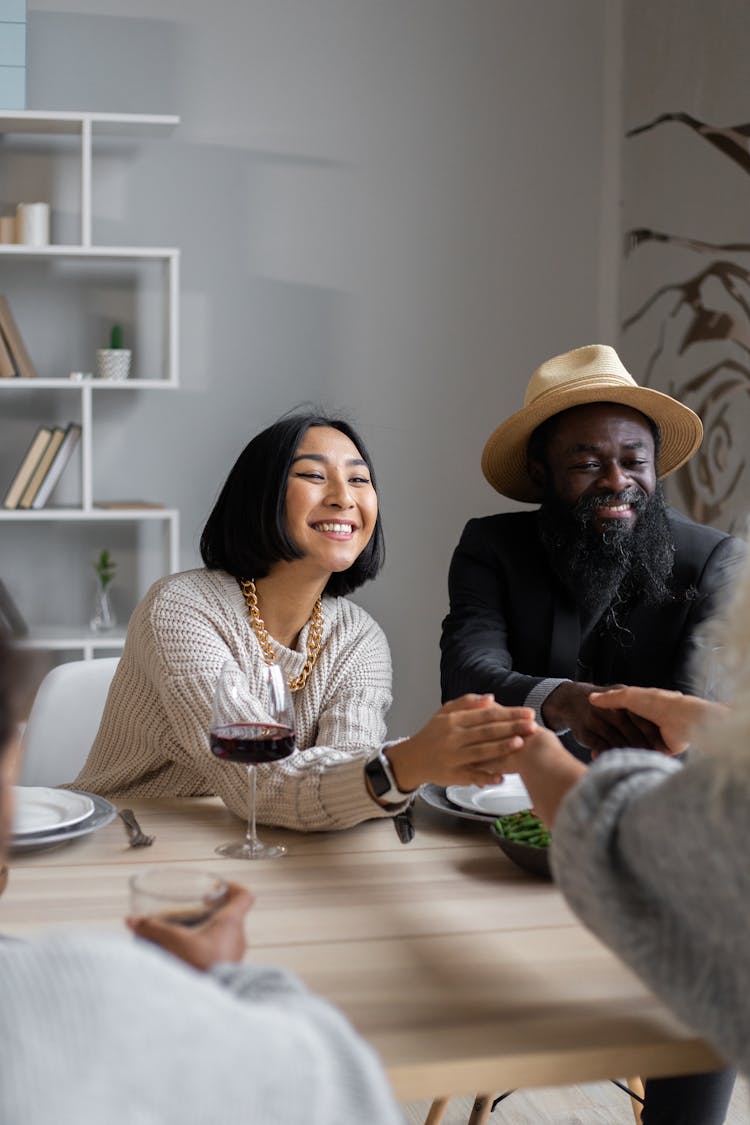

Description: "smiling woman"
267 424 381 616
71 412 537 833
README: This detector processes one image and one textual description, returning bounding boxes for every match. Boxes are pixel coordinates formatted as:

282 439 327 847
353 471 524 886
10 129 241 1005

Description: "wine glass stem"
245 764 258 849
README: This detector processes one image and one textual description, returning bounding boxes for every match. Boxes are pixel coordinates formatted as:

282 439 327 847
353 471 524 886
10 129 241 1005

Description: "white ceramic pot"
96 349 131 381
16 202 50 246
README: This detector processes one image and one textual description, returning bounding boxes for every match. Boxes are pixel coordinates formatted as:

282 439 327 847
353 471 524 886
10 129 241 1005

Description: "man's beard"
537 484 676 628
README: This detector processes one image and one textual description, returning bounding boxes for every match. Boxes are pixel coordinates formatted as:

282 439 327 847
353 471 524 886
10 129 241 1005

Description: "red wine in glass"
211 663 296 860
210 723 295 765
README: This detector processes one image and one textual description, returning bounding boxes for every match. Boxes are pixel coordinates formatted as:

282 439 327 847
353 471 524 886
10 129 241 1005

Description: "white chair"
19 657 119 786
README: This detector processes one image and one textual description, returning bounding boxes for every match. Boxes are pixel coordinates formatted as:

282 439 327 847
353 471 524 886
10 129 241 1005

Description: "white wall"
6 0 615 734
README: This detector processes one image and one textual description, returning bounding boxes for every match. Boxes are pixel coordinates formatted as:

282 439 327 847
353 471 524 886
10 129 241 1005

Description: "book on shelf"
93 499 165 510
18 427 67 509
30 423 82 510
0 295 38 380
2 426 53 510
0 328 15 379
0 579 28 638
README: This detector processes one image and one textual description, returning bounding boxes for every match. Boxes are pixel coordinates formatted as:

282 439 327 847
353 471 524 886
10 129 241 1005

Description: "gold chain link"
239 578 324 694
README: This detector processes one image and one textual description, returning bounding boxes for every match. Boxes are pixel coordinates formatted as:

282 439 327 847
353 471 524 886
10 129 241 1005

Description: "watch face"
365 757 390 798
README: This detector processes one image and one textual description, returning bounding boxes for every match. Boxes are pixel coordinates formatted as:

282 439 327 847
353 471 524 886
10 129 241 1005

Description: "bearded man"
441 343 744 760
441 343 743 1125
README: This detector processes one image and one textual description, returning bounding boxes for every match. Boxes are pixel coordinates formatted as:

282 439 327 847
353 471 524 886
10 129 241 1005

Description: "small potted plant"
90 548 117 632
96 324 131 381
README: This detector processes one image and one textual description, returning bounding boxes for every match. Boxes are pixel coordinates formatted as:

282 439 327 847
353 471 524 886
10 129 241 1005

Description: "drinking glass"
129 867 228 926
210 662 295 859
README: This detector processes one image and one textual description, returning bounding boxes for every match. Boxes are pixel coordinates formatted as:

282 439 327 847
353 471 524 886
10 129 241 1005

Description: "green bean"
493 810 551 848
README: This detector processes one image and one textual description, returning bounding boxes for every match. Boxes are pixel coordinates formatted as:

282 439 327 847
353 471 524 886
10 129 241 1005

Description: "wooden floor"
402 1074 750 1124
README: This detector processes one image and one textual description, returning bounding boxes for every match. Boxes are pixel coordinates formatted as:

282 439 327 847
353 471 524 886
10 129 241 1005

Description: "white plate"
10 792 117 852
419 784 498 823
12 787 95 837
446 774 532 817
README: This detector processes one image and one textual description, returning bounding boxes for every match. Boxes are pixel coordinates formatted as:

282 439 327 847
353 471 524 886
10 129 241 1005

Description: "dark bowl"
490 823 552 879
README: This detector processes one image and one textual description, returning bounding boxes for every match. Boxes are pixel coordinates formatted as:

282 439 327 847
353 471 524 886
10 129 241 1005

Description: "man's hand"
542 681 666 754
590 686 728 756
126 881 254 972
387 694 538 792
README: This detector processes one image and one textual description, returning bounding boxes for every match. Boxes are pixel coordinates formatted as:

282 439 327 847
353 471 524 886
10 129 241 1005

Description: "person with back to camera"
440 344 745 1123
73 412 535 829
0 632 406 1124
513 539 750 1098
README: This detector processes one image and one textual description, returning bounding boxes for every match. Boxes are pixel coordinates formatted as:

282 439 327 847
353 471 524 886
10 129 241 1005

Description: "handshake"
543 683 728 757
379 684 728 802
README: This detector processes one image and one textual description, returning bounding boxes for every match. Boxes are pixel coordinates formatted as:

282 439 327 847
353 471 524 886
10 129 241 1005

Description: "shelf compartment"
0 111 179 247
0 253 179 384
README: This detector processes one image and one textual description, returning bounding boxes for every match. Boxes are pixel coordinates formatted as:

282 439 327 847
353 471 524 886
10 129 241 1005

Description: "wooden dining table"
2 792 724 1107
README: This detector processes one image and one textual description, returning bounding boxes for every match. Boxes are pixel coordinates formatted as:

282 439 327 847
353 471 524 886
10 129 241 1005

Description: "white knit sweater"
73 568 398 830
0 932 403 1125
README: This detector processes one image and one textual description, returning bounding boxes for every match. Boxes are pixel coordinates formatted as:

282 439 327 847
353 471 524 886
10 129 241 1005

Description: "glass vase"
90 578 116 632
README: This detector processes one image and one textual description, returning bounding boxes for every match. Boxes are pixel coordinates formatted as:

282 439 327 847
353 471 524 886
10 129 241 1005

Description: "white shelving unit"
0 110 181 658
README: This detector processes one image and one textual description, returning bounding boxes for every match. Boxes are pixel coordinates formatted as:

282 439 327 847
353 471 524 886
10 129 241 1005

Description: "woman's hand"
387 694 538 791
590 687 728 756
126 881 254 972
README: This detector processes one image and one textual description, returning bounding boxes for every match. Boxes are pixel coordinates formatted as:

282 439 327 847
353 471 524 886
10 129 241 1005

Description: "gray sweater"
0 931 404 1124
553 748 750 1074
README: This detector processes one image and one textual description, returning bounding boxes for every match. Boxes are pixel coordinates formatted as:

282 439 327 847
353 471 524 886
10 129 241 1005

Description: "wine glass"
210 662 296 859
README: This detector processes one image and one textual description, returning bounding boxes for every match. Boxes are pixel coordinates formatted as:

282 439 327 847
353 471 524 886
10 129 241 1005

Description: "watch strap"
365 747 413 805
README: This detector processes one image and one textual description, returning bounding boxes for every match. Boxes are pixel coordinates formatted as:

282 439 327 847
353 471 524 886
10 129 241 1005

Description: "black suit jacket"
440 508 744 707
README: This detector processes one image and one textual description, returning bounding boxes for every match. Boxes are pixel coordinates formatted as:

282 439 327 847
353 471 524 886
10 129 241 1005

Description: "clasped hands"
387 694 538 791
387 681 725 797
541 681 728 757
385 681 700 796
541 681 673 756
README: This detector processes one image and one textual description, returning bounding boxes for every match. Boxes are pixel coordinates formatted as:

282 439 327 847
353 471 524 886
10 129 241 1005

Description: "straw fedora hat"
481 344 703 502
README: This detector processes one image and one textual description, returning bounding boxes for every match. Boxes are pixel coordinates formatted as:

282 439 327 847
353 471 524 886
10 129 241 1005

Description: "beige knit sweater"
73 568 399 830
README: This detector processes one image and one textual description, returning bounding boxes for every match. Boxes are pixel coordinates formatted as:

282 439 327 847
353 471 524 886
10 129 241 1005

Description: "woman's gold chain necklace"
239 578 324 693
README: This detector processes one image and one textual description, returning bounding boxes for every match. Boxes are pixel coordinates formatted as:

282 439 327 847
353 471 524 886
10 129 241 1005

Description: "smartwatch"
365 747 413 805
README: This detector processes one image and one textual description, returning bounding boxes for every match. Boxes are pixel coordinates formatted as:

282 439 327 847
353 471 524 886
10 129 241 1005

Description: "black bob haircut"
200 413 385 597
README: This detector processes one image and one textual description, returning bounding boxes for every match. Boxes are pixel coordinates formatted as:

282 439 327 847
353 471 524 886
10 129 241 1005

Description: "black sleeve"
439 519 550 706
671 533 746 696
